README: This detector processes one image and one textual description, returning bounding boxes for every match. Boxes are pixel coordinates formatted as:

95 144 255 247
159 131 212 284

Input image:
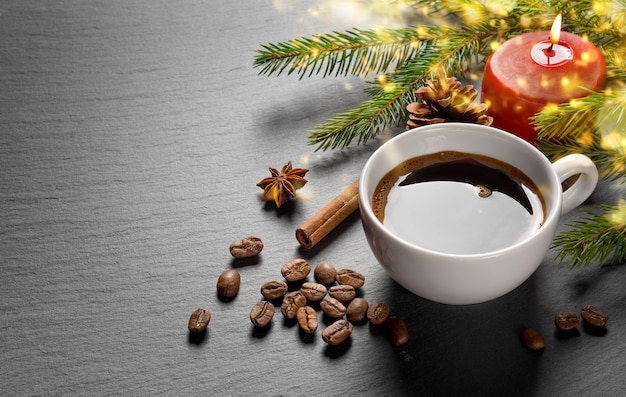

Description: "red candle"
481 15 606 143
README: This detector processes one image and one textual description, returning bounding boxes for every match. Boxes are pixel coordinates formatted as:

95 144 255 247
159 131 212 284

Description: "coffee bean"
328 284 356 303
261 280 288 300
320 296 346 319
217 269 240 299
581 305 608 328
300 282 327 302
521 328 545 351
281 258 311 282
296 306 318 334
322 319 353 345
314 263 337 285
188 308 211 333
367 302 390 325
281 291 307 320
554 312 579 331
250 301 275 328
229 236 263 258
336 268 365 289
385 316 409 347
346 298 369 323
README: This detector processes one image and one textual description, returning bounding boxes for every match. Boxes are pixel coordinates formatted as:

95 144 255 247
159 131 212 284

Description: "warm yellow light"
569 98 584 108
542 103 560 114
519 14 532 29
460 3 483 25
601 130 626 154
576 130 594 147
550 13 562 44
581 51 590 62
489 41 501 51
416 26 429 38
607 200 626 227
306 7 321 17
383 82 396 93
592 0 613 16
612 161 626 175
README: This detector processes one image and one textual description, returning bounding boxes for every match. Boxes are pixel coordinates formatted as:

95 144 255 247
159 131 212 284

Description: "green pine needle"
553 203 626 268
253 25 453 79
307 30 485 150
535 90 626 181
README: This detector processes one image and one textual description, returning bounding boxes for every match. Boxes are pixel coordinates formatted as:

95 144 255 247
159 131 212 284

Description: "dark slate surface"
1 1 625 395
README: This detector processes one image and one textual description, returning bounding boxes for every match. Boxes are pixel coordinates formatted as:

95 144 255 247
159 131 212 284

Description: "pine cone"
406 77 493 130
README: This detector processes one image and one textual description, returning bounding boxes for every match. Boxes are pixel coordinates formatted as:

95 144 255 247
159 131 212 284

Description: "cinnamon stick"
296 179 360 249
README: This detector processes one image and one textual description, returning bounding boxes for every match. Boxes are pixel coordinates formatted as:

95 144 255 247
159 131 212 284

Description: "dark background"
1 1 625 395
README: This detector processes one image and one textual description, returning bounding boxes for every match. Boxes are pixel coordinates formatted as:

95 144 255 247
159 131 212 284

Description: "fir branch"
305 56 431 151
553 202 626 268
534 90 626 181
307 30 487 150
253 25 453 79
533 90 625 139
538 137 626 181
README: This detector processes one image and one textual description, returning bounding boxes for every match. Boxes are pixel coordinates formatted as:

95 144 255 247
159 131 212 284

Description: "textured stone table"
1 1 625 395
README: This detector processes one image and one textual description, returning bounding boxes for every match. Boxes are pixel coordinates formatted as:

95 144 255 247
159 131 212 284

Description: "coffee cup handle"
551 154 599 215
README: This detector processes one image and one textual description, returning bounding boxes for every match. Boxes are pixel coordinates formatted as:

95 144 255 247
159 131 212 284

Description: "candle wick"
542 42 556 59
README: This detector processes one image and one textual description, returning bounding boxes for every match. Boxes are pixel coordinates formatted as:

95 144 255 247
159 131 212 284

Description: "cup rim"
359 123 563 258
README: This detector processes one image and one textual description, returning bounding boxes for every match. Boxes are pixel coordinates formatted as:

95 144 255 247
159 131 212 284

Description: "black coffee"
372 151 545 254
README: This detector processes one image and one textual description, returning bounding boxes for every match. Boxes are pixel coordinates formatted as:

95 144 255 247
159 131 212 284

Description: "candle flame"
550 13 562 44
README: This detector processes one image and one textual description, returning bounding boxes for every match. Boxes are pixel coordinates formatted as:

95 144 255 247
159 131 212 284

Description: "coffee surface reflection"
372 151 546 255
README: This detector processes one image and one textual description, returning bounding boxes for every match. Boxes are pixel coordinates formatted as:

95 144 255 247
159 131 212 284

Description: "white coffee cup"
359 123 598 305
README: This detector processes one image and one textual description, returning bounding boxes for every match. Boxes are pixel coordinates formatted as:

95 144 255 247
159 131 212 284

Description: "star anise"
256 161 309 208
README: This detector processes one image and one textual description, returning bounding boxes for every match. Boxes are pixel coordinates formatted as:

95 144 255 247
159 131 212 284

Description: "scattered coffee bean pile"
187 236 409 348
521 304 610 351
253 258 409 347
191 236 612 353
